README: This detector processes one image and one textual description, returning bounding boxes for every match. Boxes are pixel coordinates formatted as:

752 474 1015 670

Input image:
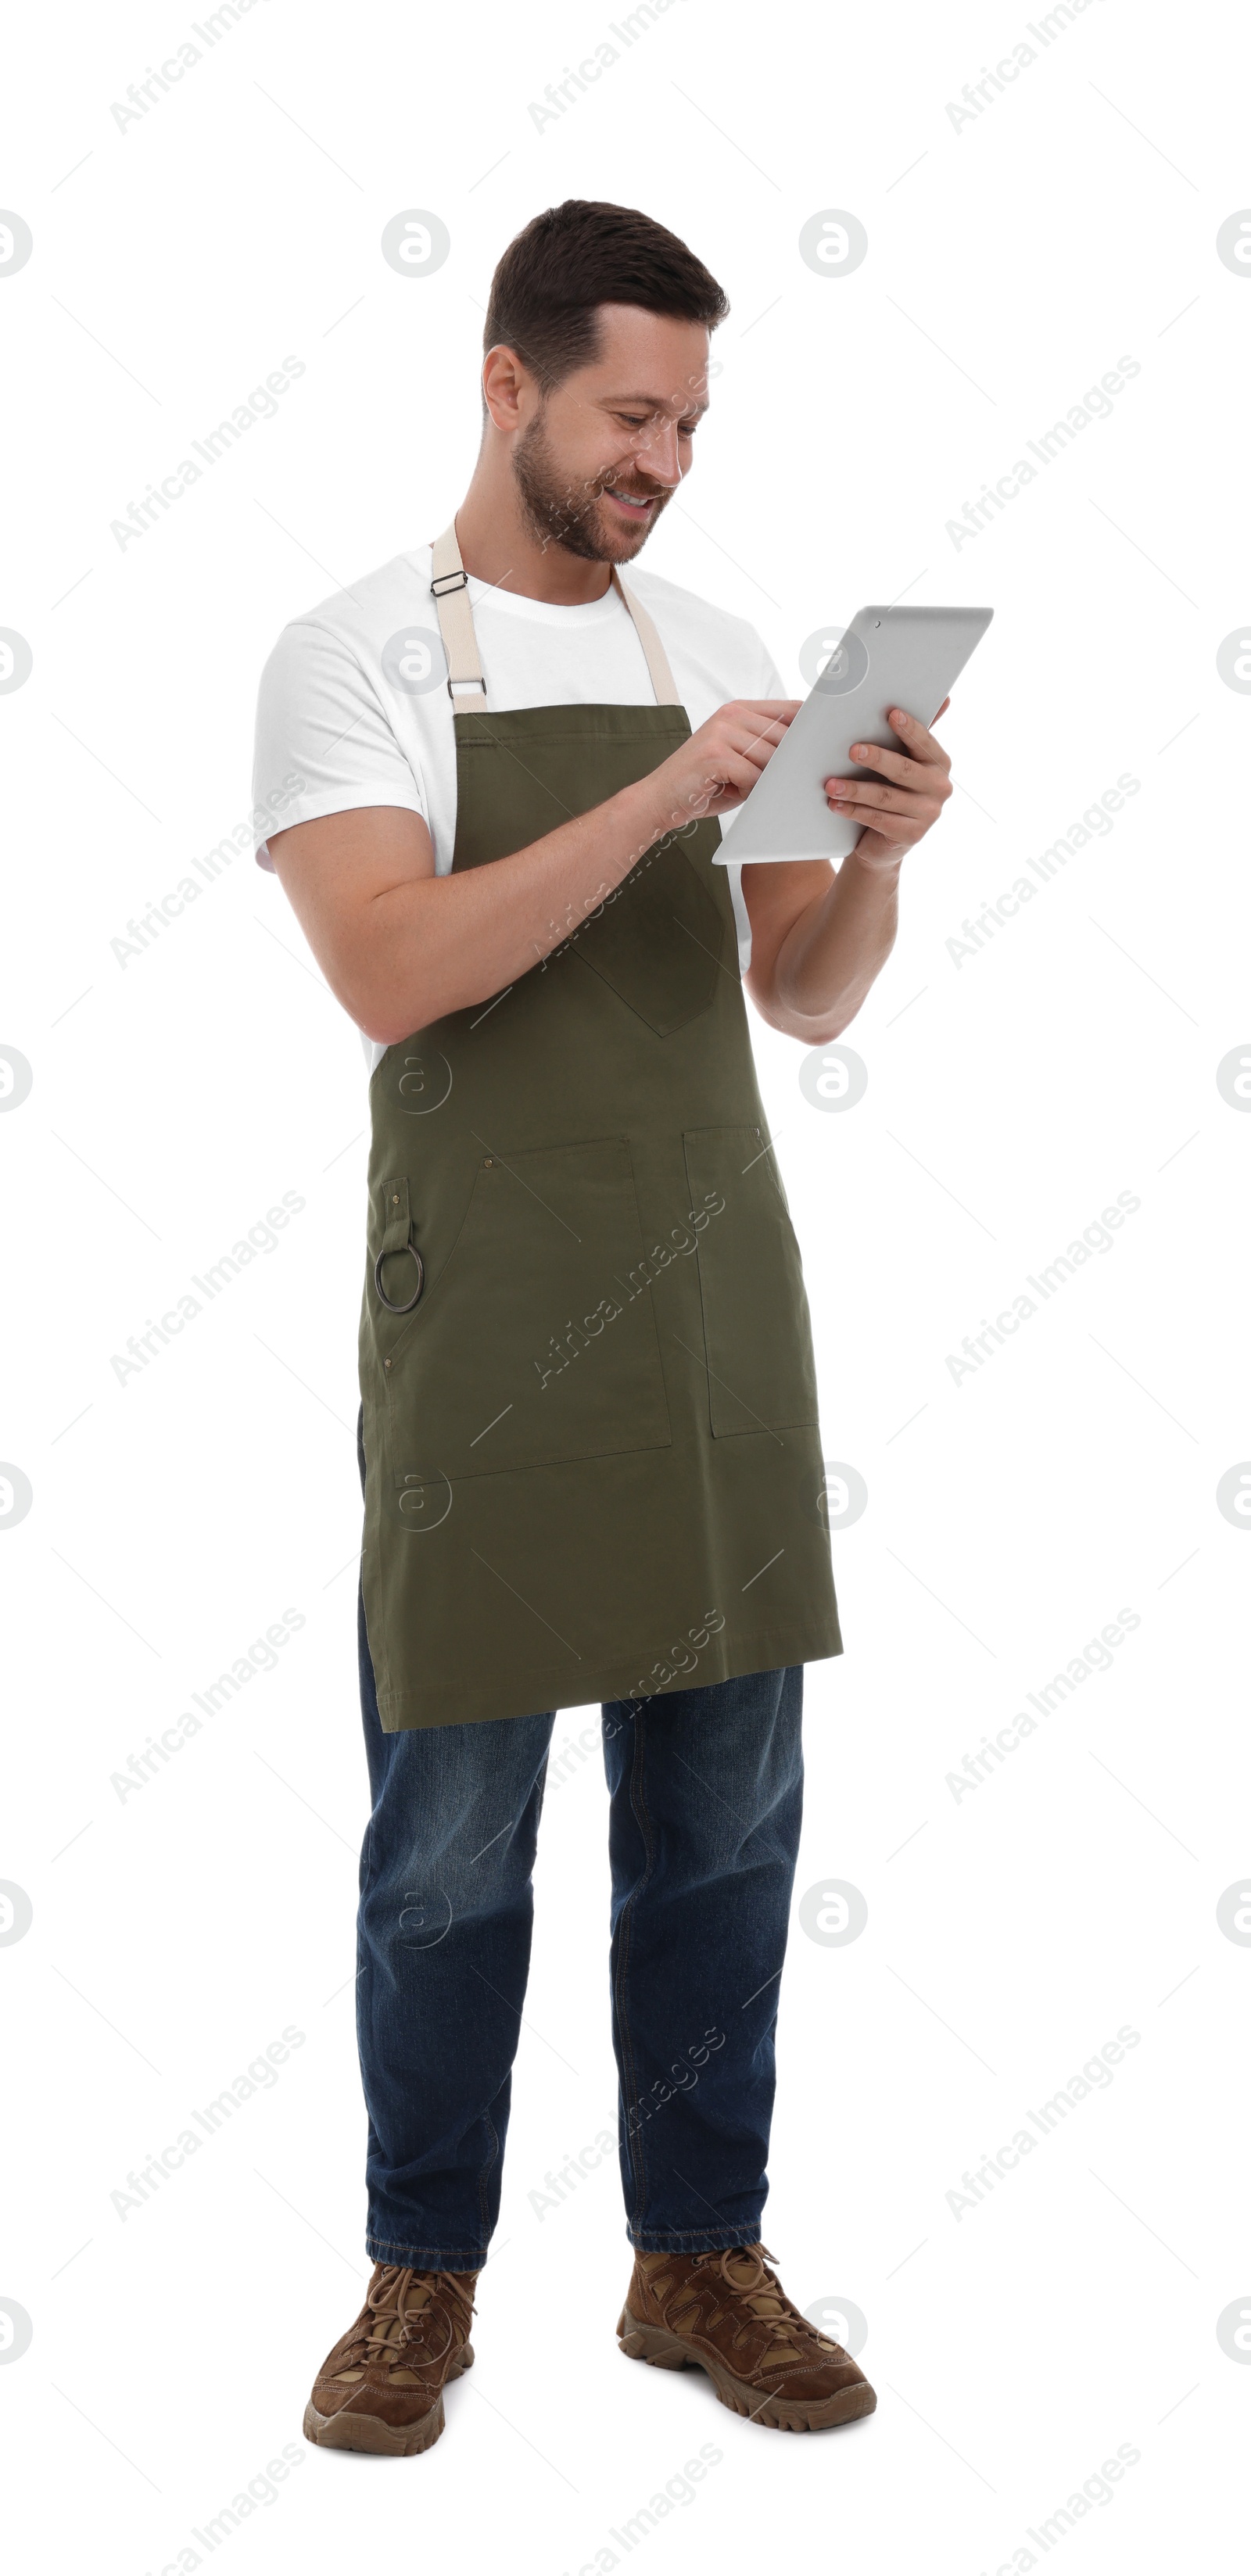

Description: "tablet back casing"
718 604 993 864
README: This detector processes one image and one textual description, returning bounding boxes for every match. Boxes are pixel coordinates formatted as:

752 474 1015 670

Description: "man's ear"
482 343 529 435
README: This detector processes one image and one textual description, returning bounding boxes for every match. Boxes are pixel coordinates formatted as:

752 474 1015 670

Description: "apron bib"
358 521 841 1730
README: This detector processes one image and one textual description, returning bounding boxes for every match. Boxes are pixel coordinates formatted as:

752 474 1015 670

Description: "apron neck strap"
428 518 681 709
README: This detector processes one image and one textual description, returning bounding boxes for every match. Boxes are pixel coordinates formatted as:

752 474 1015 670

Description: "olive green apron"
358 520 841 1732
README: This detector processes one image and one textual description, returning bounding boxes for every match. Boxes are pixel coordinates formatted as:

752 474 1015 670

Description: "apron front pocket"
384 1136 672 1485
572 833 725 1035
681 1127 820 1438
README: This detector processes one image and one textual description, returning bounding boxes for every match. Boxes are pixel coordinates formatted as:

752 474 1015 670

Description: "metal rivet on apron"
385 1359 391 1370
482 1157 493 1166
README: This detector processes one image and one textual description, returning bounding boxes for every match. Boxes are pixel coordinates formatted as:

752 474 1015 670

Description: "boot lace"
689 2243 819 2351
339 2264 475 2378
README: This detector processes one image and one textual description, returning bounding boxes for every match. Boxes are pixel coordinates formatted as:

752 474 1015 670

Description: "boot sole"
616 2308 875 2432
303 2342 474 2456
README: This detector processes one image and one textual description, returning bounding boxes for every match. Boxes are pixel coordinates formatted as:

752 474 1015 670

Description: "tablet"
715 603 994 864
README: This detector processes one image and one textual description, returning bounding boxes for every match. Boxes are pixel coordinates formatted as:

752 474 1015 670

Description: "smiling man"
253 198 952 2457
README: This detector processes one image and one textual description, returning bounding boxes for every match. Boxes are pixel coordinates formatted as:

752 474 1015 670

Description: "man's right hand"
633 698 800 840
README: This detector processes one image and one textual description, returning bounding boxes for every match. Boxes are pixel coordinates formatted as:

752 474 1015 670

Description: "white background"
2 2 1249 2569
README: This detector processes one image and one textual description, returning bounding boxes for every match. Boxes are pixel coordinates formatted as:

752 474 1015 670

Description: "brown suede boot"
617 2244 876 2431
303 2261 478 2456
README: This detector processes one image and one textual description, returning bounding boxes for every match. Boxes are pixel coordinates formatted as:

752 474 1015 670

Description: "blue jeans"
354 1452 805 2267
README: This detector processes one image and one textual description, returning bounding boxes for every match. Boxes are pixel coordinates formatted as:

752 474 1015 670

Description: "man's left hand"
825 697 953 871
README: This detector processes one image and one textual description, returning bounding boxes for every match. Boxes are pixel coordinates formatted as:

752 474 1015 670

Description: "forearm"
271 697 801 1045
353 771 682 1044
758 852 902 1041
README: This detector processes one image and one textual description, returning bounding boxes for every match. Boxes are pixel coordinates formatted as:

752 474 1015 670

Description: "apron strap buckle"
430 557 487 704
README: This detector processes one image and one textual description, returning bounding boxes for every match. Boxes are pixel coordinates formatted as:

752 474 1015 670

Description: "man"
253 198 952 2455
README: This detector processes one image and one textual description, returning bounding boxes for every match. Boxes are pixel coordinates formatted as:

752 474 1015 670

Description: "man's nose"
633 421 685 487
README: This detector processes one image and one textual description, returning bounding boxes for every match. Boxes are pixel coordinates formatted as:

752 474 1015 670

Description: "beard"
511 410 672 563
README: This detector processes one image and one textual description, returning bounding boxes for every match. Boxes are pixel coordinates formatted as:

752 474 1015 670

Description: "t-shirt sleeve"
747 624 790 700
251 616 428 869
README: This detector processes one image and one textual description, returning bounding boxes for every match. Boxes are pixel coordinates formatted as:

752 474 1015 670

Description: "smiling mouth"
603 488 660 516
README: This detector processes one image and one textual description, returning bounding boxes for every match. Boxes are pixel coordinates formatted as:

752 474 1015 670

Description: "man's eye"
616 415 700 435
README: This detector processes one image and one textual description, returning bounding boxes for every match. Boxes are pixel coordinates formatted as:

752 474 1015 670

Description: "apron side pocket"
681 1126 820 1438
384 1135 672 1483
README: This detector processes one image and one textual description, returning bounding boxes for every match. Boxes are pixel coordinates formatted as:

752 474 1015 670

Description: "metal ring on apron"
374 1240 425 1314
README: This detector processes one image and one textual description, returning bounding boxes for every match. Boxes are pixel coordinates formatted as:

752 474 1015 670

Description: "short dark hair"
483 199 729 396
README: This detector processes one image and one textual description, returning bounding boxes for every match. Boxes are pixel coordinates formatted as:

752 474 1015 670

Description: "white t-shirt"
252 543 785 1072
